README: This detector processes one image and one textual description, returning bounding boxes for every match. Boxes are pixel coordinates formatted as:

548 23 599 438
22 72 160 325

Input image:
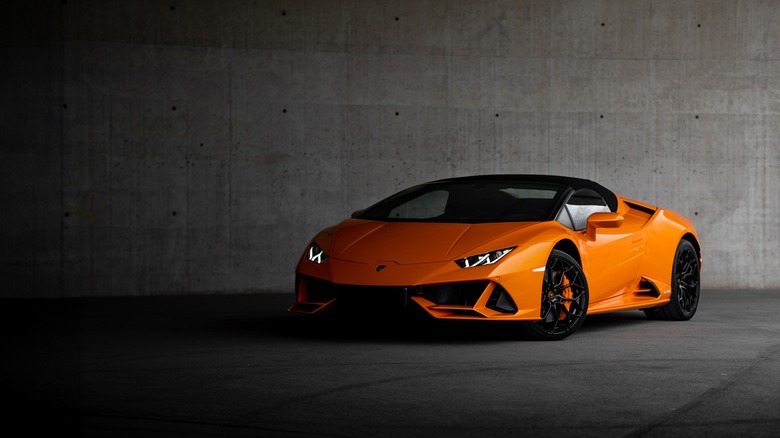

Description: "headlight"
455 247 516 268
307 242 329 264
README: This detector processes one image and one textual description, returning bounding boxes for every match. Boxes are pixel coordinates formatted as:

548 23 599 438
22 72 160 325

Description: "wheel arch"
552 238 581 266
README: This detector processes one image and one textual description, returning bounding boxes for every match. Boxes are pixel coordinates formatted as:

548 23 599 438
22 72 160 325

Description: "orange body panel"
291 190 700 323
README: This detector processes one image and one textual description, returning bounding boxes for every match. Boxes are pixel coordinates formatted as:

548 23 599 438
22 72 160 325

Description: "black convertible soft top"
429 174 618 212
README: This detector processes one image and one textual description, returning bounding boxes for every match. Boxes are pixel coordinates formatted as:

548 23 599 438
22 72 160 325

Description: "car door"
556 189 645 304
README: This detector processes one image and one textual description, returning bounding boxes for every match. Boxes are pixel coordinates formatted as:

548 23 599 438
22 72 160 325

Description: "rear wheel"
643 239 700 321
526 250 589 341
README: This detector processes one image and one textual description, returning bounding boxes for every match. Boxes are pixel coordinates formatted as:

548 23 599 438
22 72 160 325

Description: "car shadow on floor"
209 305 658 343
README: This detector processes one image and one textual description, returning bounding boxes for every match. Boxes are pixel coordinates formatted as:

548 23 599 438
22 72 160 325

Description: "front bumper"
291 251 548 321
291 273 543 321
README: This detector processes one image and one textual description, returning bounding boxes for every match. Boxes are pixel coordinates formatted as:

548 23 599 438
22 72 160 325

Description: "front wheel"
644 239 700 321
526 250 589 341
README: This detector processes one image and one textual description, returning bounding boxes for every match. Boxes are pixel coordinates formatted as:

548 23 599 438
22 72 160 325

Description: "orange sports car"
291 175 701 340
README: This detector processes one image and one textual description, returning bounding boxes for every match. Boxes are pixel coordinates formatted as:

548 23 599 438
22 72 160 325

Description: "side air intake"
486 284 518 313
635 278 661 298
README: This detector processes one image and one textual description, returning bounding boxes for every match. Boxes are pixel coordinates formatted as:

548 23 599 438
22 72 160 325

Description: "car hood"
329 219 539 264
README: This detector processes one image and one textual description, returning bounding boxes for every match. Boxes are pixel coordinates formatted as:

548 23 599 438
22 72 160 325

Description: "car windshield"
357 181 566 223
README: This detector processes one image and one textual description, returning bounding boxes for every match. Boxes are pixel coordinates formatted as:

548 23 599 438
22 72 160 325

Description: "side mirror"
350 209 365 218
586 212 624 239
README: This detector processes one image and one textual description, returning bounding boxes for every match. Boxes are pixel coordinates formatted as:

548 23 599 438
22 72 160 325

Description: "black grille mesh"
302 277 491 310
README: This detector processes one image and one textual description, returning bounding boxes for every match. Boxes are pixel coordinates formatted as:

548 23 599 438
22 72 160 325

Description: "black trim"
625 200 656 215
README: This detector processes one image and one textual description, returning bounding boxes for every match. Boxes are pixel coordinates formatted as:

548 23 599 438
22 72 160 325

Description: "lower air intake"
420 282 489 306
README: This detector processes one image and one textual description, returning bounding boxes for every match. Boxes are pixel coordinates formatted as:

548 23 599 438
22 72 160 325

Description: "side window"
389 190 448 219
555 207 574 229
557 189 610 231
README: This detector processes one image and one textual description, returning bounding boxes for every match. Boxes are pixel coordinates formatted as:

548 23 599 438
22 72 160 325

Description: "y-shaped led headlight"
307 242 329 264
455 247 516 268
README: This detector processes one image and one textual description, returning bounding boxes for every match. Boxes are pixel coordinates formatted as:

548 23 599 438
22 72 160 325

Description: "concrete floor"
2 290 780 437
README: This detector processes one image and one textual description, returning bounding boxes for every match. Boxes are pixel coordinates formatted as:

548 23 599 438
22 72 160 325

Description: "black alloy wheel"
644 239 700 321
526 249 589 341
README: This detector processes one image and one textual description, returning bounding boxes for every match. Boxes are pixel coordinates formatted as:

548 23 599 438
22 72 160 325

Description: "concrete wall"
2 0 779 297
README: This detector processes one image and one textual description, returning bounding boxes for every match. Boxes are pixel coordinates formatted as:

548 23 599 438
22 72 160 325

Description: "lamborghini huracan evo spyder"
290 175 701 340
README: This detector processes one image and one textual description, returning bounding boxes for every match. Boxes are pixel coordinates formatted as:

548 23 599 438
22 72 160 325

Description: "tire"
526 249 589 341
643 239 700 321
